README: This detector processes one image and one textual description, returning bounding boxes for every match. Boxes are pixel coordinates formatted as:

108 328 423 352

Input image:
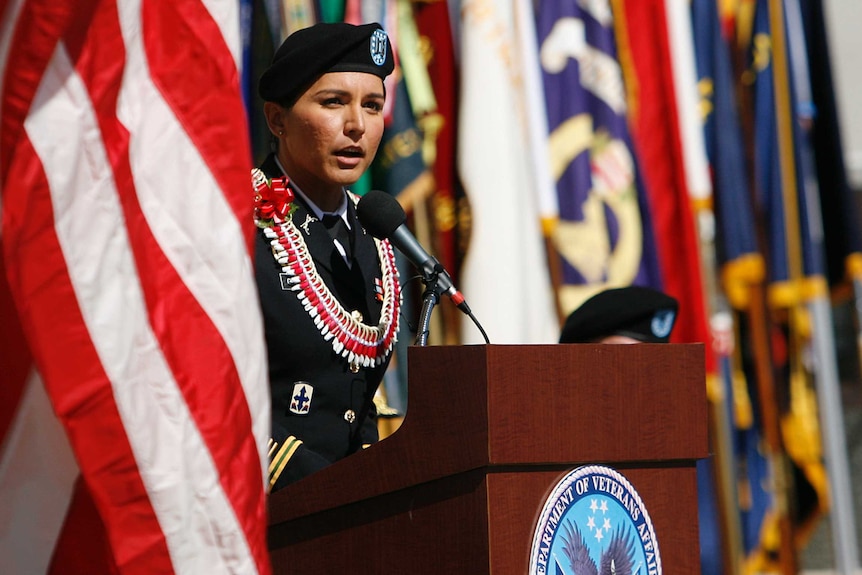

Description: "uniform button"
350 310 363 322
344 409 356 424
349 362 360 373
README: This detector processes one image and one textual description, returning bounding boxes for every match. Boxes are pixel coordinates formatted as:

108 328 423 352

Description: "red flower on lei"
252 167 296 227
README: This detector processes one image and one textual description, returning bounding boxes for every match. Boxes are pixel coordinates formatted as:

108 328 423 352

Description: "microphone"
356 190 471 314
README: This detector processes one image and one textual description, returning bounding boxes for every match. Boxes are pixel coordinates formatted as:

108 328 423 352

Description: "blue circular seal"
369 29 388 66
528 465 662 575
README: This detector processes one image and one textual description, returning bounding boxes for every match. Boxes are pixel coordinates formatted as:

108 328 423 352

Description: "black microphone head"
356 190 406 239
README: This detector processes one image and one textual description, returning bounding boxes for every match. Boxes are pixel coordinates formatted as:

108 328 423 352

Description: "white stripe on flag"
115 1 270 481
26 42 258 574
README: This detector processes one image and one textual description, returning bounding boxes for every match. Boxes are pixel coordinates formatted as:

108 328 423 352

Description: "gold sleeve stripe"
267 438 277 459
269 436 302 489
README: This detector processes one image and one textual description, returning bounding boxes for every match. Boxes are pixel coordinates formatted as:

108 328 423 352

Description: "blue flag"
691 0 769 572
534 1 660 307
751 0 825 285
693 1 758 267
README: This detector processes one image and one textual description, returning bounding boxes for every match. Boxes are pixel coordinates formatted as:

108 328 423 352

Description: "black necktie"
321 214 352 261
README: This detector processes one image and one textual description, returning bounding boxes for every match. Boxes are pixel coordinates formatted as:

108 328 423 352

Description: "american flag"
0 1 271 573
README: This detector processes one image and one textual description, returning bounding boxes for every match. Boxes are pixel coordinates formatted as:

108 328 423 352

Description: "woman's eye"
364 101 383 112
322 97 342 106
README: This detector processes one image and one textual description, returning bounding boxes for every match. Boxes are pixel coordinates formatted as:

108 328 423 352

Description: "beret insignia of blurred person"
528 465 662 575
259 22 395 105
559 286 679 344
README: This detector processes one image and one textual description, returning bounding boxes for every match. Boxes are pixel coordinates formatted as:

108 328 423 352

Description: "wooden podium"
268 343 708 574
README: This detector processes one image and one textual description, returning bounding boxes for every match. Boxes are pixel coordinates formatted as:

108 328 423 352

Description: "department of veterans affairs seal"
528 465 662 575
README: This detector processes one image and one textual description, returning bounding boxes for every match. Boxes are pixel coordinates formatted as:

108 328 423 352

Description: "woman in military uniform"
253 22 401 491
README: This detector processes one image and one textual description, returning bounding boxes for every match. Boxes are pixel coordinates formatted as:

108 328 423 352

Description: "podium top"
269 343 707 526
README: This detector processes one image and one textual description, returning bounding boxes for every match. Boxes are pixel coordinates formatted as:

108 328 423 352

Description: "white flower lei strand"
263 208 401 369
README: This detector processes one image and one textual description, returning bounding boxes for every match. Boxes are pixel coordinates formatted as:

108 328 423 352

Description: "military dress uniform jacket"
255 154 395 491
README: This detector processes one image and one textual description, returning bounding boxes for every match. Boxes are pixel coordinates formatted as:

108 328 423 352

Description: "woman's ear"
263 102 286 137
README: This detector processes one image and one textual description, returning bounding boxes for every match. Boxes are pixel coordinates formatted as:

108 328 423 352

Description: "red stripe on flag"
142 0 254 249
621 0 715 373
1 1 71 176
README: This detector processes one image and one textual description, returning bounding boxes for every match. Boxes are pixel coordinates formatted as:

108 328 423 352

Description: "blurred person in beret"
252 22 402 491
559 286 678 345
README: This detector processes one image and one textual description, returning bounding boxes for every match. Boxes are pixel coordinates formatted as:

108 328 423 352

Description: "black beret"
559 286 679 344
259 22 395 104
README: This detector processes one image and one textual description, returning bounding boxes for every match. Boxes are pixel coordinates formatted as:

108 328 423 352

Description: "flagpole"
747 278 799 575
809 291 861 575
770 1 859 573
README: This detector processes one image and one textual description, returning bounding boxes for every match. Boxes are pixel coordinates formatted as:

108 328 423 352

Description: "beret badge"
650 310 676 339
370 29 388 66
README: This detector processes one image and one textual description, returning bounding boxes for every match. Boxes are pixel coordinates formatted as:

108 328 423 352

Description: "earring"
278 130 284 136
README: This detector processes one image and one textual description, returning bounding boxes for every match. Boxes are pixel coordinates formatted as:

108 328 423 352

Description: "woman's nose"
344 105 365 136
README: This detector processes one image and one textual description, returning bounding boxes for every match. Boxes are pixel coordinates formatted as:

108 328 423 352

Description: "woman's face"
277 72 386 198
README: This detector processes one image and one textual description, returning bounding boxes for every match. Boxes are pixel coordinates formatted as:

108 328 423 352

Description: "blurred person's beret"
259 22 395 105
559 286 679 344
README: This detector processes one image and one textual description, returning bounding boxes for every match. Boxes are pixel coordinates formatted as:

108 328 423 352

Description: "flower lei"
253 168 296 227
252 168 401 369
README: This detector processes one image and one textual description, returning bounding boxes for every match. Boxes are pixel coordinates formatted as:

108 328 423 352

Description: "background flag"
618 1 735 572
537 0 662 316
244 0 287 164
0 1 270 573
413 0 462 280
456 0 559 344
615 0 711 355
691 0 777 572
746 1 859 572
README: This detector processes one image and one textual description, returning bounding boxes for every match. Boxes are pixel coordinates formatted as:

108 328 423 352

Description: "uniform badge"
299 214 317 235
528 465 662 575
650 309 676 340
289 382 313 415
374 277 384 302
370 29 388 66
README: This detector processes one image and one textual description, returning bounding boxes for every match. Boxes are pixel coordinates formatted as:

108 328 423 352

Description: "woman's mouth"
335 147 364 167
